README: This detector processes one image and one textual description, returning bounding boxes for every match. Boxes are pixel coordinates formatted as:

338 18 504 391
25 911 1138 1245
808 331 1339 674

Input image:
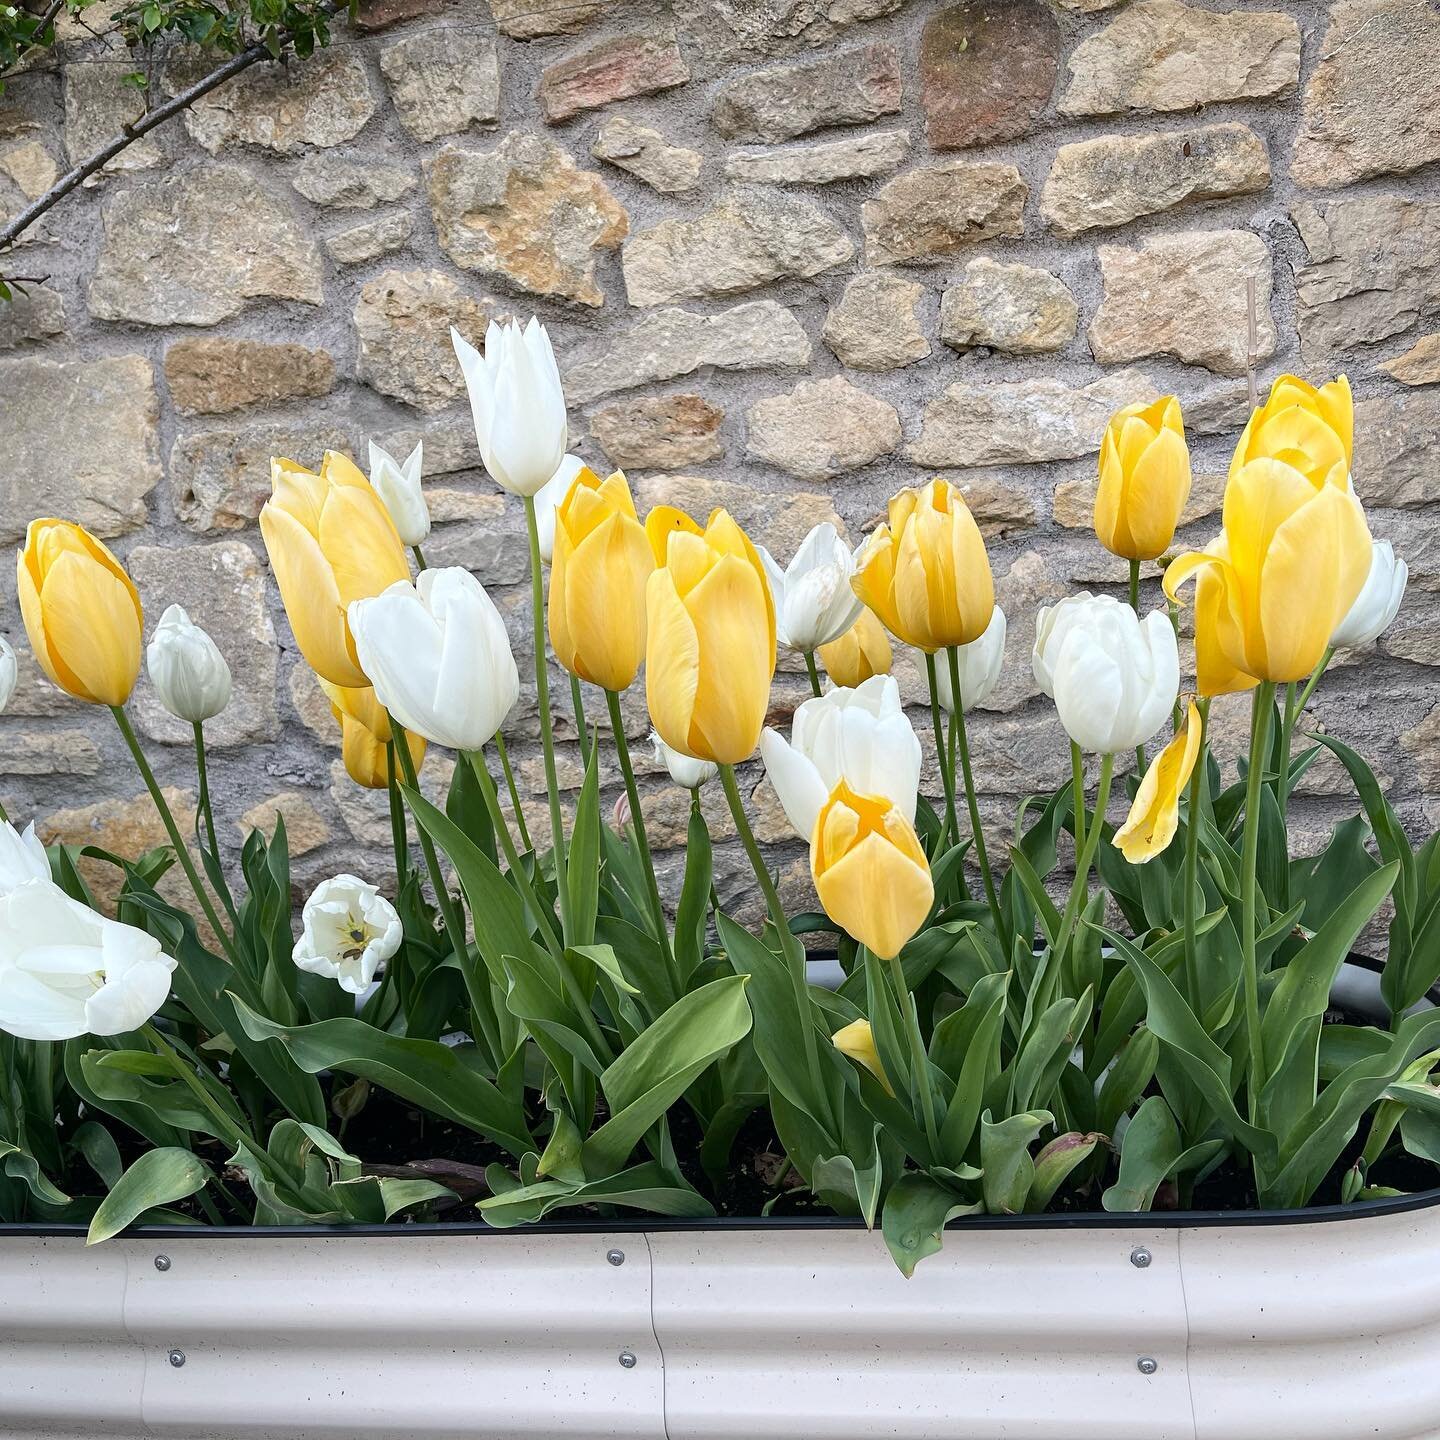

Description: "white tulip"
651 731 717 790
760 523 865 654
0 636 15 714
368 439 430 548
348 567 519 753
1045 597 1179 755
292 874 402 996
1330 539 1407 651
452 318 568 498
933 607 1007 715
1033 591 1108 699
0 821 49 897
146 604 232 724
759 674 921 841
0 879 175 1041
536 454 588 564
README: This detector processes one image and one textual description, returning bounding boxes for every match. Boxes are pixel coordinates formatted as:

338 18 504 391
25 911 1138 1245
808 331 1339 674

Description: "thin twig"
0 0 67 82
1245 275 1260 413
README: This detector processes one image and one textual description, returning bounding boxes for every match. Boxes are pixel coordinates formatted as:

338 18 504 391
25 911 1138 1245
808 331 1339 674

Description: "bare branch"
1245 276 1260 413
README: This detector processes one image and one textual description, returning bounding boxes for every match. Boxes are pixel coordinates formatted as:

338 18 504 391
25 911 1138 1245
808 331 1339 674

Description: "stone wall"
3 0 1439 913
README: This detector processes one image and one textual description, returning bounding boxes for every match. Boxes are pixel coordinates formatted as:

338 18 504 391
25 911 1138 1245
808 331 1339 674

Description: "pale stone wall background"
2 0 1439 914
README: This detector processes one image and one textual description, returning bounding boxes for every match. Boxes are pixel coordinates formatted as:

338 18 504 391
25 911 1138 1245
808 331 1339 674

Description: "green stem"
492 732 532 853
803 652 823 699
1240 682 1276 1153
1070 741 1087 856
947 647 1004 942
1128 559 1146 775
1053 752 1115 969
191 720 237 924
924 652 958 850
524 494 573 946
1278 647 1332 823
412 543 428 571
141 1022 254 1154
885 949 938 1160
1182 700 1210 1016
110 707 238 964
0 797 8 825
570 672 590 758
385 742 409 884
718 763 830 1130
605 689 677 984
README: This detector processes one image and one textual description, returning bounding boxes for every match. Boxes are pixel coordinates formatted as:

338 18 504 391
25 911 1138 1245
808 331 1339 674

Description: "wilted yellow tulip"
17 520 143 706
645 506 776 765
811 781 933 961
321 678 424 790
852 479 994 653
831 1018 894 1096
1166 458 1371 687
549 469 654 692
1229 373 1352 489
817 607 893 688
260 451 410 690
1094 396 1192 561
1114 702 1203 863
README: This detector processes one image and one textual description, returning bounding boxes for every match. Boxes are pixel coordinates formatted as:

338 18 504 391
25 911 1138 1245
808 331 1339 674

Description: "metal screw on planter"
618 1351 637 1370
607 1249 625 1267
154 1255 171 1272
1136 1357 1158 1376
1130 1246 1152 1269
168 1350 186 1369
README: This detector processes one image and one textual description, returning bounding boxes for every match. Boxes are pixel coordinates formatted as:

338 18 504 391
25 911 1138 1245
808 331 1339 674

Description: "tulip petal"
759 729 828 839
645 505 703 567
36 550 142 706
645 568 701 759
1114 702 1203 863
686 554 772 763
814 831 933 961
563 513 652 691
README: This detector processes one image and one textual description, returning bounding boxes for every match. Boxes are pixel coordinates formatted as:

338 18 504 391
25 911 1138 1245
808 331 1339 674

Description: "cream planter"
1 1194 1438 1440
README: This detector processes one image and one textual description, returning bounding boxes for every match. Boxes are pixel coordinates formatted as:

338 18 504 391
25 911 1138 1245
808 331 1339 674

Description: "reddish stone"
353 0 452 34
539 33 691 124
919 0 1060 151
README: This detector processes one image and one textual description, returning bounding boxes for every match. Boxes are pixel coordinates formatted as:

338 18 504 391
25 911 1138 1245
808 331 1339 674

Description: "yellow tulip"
852 479 994 653
259 451 410 690
1166 457 1371 688
17 519 143 706
817 607 893 688
321 678 424 790
645 506 776 765
810 780 933 961
549 469 654 692
1114 702 1203 863
831 1018 894 1096
1229 373 1352 489
1094 396 1192 561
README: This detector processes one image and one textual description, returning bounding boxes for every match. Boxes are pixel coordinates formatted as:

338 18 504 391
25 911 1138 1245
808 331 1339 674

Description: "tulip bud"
293 874 402 996
1113 702 1203 863
817 607 892 688
1094 396 1192 562
612 792 632 832
16 520 143 707
932 606 1006 715
651 731 717 791
760 523 864 654
320 679 422 790
1166 457 1371 688
146 604 232 725
349 567 519 754
645 506 776 765
368 439 430 548
549 468 654 692
810 780 934 961
0 879 175 1040
760 675 920 841
0 819 50 896
259 451 410 689
831 1018 894 1096
0 636 15 714
452 318 569 498
852 478 994 653
1231 372 1352 487
1330 539 1407 651
1042 595 1178 755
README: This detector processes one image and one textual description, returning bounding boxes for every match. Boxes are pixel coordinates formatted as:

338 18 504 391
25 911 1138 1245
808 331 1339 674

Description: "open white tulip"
0 636 15 714
537 454 587 564
933 607 1007 714
292 874 402 996
348 567 518 753
760 523 865 654
452 319 568 498
759 674 921 840
0 879 176 1041
146 604 232 725
368 439 430 548
0 821 49 896
1045 597 1178 755
1330 539 1407 651
651 731 717 791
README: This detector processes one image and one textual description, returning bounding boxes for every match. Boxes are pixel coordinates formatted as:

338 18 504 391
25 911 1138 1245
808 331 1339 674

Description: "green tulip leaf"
87 1148 209 1245
1028 1131 1102 1213
881 1172 982 1279
478 1161 714 1228
980 1108 1052 1216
